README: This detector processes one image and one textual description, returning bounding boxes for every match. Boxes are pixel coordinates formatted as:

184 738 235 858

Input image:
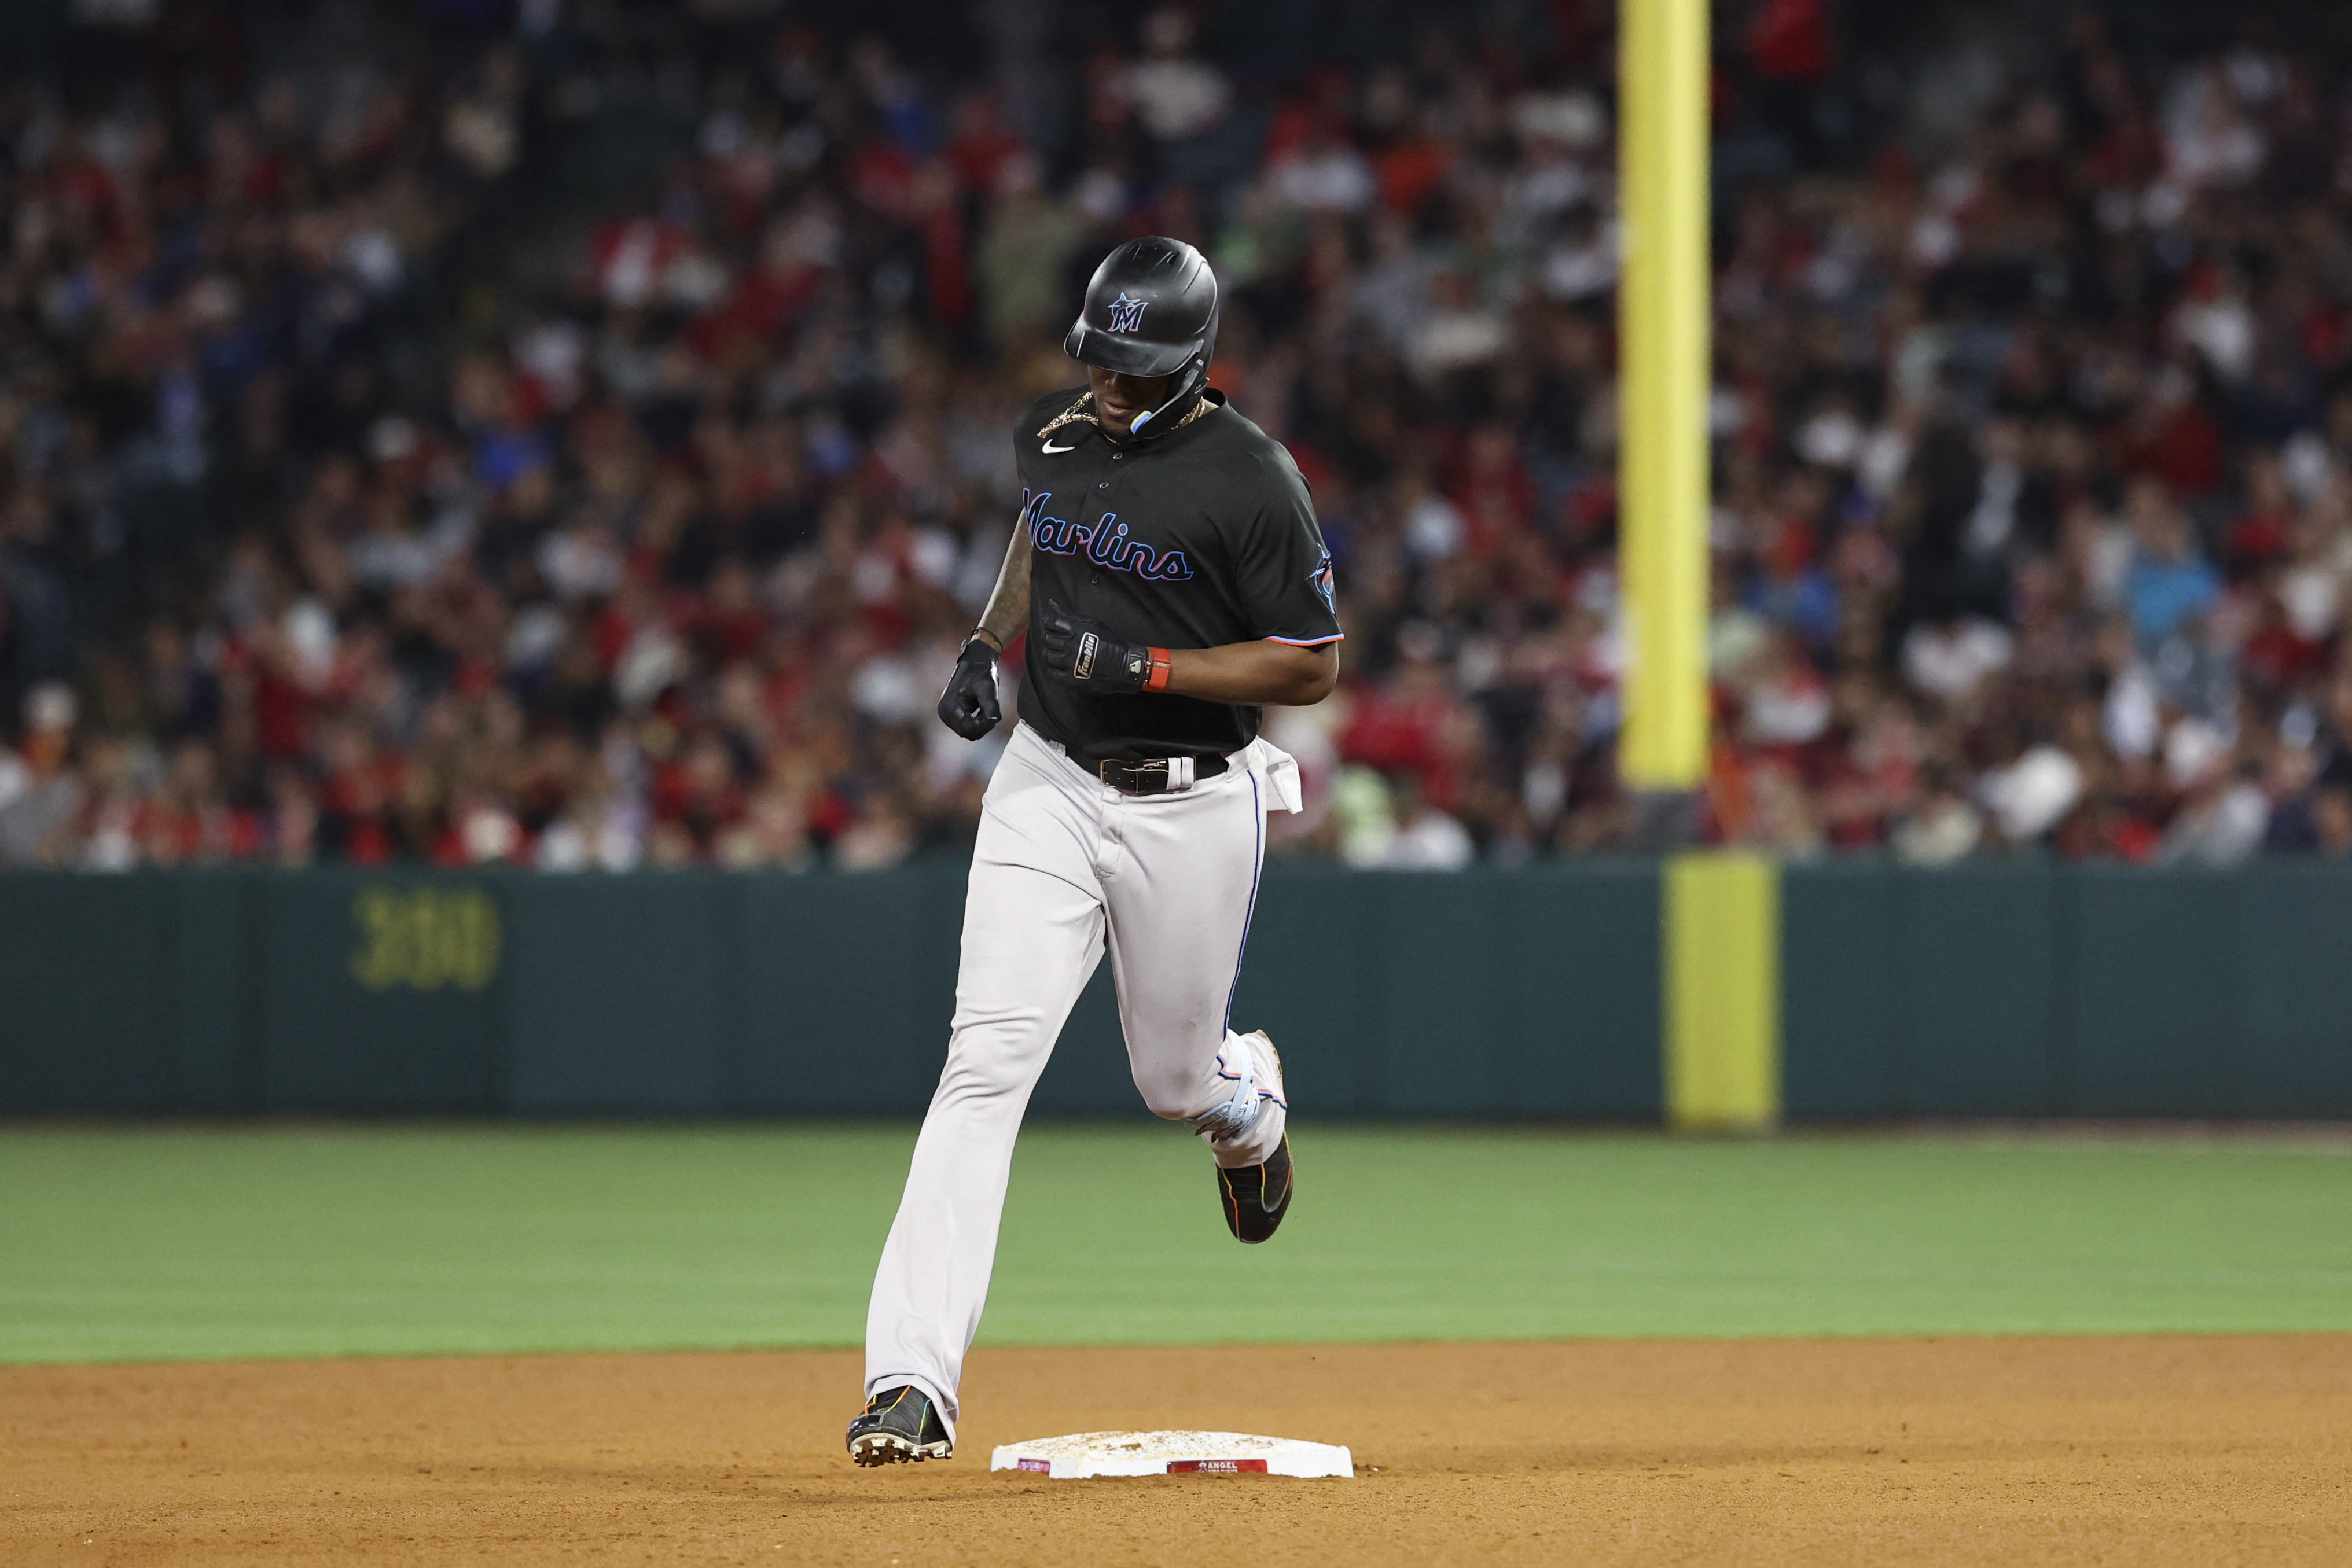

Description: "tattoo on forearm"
975 525 1033 650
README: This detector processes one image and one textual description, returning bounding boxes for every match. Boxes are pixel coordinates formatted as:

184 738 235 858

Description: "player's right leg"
856 724 1106 1463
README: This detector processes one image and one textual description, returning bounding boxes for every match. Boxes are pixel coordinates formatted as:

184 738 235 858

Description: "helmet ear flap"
1131 295 1217 436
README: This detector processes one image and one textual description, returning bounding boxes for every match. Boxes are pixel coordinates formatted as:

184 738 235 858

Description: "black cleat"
1216 1133 1293 1244
846 1386 953 1467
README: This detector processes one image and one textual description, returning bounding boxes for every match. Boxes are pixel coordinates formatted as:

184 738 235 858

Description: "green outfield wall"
2 861 2347 1120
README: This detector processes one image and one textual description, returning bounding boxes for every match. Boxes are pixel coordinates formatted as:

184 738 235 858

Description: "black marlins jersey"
1010 387 1344 767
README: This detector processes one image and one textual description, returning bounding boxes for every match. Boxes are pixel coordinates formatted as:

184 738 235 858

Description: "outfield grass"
2 1124 2348 1364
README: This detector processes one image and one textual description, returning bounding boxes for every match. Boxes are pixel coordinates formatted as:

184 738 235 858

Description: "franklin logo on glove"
1041 599 1167 694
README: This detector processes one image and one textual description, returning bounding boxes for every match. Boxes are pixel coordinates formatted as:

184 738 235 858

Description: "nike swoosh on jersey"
1041 437 1080 454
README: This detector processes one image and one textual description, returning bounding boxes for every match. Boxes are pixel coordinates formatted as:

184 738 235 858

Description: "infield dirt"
5 1335 2347 1566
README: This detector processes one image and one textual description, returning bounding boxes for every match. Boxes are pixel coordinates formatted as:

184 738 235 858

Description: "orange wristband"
1144 648 1173 693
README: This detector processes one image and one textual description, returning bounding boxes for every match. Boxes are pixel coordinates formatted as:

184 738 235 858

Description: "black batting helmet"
1063 235 1219 436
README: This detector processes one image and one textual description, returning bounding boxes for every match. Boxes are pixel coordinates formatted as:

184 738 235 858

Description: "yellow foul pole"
1617 0 1710 791
1623 2 1777 1131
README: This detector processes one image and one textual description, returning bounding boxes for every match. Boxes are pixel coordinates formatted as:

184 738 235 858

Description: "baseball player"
846 235 1343 1466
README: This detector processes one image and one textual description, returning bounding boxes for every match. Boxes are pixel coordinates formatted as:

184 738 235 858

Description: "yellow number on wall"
350 888 502 992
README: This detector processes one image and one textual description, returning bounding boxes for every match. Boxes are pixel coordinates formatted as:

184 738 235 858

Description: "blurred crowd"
8 1 2352 872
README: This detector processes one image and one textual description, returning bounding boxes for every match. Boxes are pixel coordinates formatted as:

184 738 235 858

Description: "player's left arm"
1162 639 1337 705
1037 600 1337 704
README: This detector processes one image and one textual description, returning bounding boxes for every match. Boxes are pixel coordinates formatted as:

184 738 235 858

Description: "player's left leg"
1098 763 1289 1178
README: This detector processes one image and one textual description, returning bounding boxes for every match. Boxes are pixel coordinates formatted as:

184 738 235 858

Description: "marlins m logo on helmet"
1105 292 1149 333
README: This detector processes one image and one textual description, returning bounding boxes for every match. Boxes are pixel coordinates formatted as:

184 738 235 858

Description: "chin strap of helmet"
1126 356 1207 439
1127 296 1219 438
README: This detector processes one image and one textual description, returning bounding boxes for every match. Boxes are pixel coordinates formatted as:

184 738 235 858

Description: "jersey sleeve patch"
1241 485 1345 646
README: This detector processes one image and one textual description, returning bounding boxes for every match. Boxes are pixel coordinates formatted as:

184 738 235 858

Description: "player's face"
1086 364 1177 440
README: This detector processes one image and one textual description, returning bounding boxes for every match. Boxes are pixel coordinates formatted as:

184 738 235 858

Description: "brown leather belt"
1097 754 1229 794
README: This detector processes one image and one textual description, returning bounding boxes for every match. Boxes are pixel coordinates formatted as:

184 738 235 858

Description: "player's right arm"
936 516 1034 740
971 524 1032 653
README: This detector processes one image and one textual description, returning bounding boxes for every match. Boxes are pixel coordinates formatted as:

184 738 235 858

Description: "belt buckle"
1100 757 1170 794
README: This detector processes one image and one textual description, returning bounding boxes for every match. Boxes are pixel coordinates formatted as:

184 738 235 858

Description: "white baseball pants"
863 721 1300 1437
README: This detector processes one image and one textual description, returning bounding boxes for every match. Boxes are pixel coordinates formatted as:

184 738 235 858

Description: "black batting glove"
936 636 1003 739
1039 599 1168 695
